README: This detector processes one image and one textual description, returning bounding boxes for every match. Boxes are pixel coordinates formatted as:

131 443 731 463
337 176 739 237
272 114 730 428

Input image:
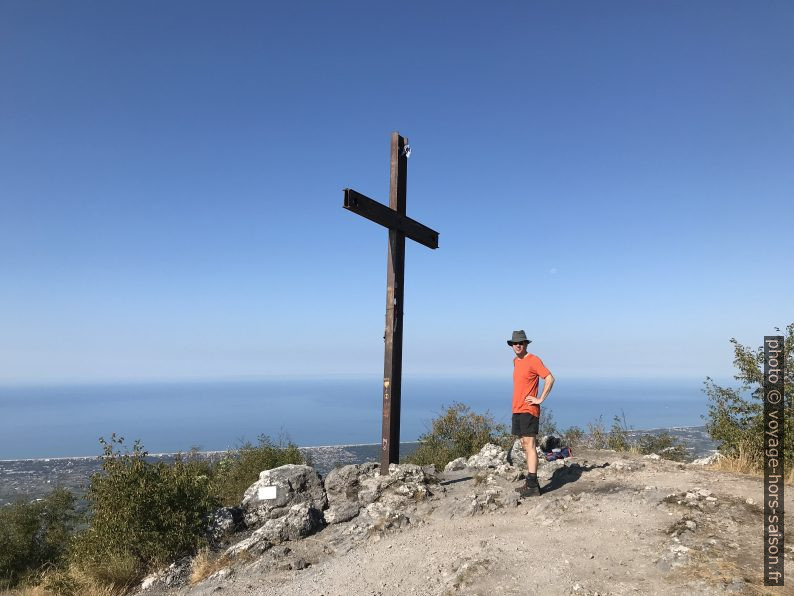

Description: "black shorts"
512 413 539 437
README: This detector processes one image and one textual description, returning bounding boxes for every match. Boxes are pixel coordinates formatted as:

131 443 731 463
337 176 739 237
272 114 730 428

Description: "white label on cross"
257 485 277 500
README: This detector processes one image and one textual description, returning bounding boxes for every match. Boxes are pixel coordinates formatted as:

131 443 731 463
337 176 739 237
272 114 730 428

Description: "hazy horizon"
0 375 716 460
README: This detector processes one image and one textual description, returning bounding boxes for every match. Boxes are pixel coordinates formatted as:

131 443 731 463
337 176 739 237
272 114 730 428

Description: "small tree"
70 435 218 587
704 324 793 473
636 432 687 462
607 414 631 452
210 434 306 506
562 426 585 448
539 409 559 437
404 402 509 470
0 488 77 589
586 415 608 449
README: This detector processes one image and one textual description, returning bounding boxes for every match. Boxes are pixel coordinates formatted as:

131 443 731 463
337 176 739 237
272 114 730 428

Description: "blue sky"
1 1 792 384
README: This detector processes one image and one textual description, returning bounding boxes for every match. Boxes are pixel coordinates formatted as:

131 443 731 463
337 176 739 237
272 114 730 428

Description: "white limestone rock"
241 464 327 528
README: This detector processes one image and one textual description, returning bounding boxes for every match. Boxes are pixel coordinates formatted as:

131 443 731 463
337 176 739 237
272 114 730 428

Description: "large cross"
343 132 439 474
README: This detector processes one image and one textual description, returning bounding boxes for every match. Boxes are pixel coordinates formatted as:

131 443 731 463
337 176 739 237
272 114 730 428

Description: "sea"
0 376 716 461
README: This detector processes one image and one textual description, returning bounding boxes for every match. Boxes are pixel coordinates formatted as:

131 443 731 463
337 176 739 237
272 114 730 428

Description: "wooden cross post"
343 132 439 474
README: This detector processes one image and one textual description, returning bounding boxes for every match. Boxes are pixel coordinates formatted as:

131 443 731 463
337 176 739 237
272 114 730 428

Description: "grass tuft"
189 549 233 586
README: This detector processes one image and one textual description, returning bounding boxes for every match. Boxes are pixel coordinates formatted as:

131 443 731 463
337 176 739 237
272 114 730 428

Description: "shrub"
70 435 218 588
636 432 687 462
210 435 307 507
561 426 585 448
0 488 78 589
586 416 608 449
403 402 509 471
539 409 559 437
607 414 631 452
38 563 130 596
704 323 793 474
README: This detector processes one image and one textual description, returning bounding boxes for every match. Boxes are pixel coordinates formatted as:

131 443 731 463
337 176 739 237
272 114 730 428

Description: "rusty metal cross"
343 132 439 474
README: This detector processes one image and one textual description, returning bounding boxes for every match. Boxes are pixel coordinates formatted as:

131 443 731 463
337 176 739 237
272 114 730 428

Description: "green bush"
539 409 559 437
586 416 608 449
704 323 794 473
0 487 78 589
607 414 631 452
636 432 687 462
210 435 307 507
70 435 218 588
562 426 585 448
404 402 509 471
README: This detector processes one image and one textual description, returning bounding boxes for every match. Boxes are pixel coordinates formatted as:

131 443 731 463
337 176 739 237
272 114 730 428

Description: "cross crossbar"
343 188 439 250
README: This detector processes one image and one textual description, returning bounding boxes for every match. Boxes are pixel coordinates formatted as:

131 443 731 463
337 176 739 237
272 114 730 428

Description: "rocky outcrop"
466 443 522 481
466 443 507 468
507 439 526 469
323 463 440 549
226 503 324 557
206 506 245 548
690 452 722 466
443 457 468 472
323 462 379 524
325 463 437 525
241 464 327 528
139 557 192 591
462 475 520 515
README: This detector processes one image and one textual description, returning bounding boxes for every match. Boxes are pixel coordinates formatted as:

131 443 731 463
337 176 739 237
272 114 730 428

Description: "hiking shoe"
519 482 541 497
515 477 540 492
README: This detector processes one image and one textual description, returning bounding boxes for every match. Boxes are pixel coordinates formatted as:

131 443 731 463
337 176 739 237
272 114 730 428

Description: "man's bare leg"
521 436 537 474
518 436 541 496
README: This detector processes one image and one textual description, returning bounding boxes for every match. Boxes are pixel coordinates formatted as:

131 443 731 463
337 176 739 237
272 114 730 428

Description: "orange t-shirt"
512 354 551 416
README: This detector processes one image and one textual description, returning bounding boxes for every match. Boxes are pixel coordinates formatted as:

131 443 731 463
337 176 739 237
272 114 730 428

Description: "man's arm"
526 373 554 405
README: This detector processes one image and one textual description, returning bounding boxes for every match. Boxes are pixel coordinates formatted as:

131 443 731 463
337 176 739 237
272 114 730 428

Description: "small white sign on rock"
257 485 278 500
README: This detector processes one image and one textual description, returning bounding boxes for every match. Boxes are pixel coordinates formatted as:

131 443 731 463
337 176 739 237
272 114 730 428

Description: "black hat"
507 330 532 346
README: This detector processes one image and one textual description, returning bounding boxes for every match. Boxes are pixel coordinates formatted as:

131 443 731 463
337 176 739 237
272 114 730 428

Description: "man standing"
508 330 555 497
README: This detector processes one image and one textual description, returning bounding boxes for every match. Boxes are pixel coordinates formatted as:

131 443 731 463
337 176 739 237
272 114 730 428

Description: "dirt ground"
176 449 793 596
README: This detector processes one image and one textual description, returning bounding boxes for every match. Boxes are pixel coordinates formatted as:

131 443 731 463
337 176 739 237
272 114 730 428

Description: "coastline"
0 424 714 463
0 426 718 507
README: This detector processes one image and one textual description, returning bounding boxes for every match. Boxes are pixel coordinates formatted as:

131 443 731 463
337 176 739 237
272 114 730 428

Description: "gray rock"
609 460 642 472
325 464 439 545
224 532 268 558
725 577 747 593
226 502 323 557
357 463 434 507
139 556 192 591
421 464 438 479
259 502 324 543
294 558 309 570
241 464 327 527
451 472 521 516
360 500 411 533
466 443 507 469
209 568 232 581
444 457 468 472
690 452 722 465
464 444 524 480
323 462 437 526
324 463 379 524
206 506 244 547
507 440 527 469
